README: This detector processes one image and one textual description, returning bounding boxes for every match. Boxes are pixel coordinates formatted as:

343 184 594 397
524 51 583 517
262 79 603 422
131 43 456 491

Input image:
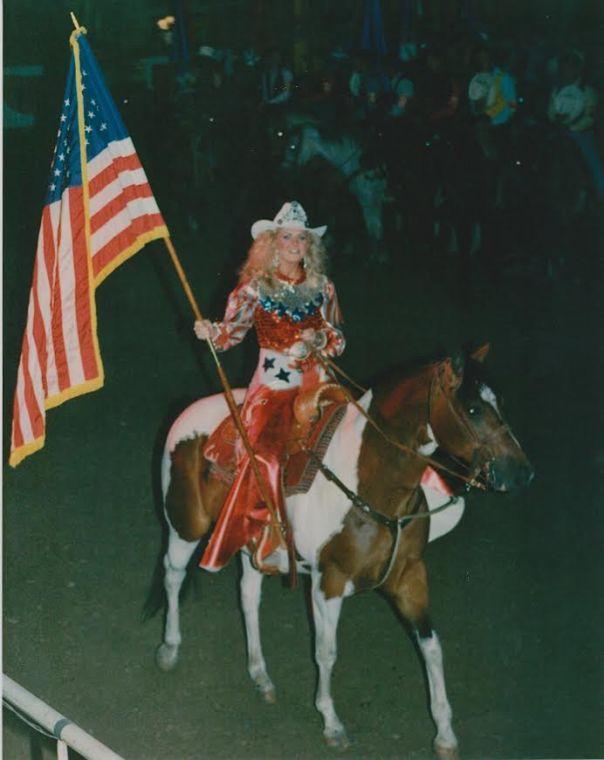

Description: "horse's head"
429 344 534 492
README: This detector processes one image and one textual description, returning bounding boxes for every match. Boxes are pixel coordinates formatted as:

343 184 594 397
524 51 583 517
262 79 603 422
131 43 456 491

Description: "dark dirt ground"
4 22 604 759
4 190 604 758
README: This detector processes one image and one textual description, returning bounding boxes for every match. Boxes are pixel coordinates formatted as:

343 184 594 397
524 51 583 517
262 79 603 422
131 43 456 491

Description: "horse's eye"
468 406 480 416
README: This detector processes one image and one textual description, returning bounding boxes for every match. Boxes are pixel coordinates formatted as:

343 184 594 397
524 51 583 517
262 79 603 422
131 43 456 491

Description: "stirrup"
249 528 286 576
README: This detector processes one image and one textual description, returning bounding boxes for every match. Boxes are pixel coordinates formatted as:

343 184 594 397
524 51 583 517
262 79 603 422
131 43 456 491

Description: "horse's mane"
370 351 491 419
370 358 441 419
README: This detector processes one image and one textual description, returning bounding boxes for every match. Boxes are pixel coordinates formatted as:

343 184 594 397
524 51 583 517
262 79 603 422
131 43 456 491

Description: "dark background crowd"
111 0 604 287
6 0 603 286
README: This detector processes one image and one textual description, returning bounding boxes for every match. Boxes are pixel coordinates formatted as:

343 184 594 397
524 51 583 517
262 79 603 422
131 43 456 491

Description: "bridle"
428 362 514 491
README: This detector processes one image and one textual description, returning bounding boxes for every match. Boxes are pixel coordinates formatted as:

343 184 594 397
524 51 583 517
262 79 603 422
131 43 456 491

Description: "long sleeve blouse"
208 274 345 359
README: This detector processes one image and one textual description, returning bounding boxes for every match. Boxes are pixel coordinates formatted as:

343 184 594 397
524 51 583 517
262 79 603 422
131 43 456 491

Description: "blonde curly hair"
238 230 327 288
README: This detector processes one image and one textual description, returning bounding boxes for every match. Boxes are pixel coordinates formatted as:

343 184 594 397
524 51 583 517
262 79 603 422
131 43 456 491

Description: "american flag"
9 30 168 467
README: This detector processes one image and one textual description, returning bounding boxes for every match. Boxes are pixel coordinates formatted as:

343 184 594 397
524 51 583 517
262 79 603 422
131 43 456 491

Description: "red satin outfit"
200 271 345 571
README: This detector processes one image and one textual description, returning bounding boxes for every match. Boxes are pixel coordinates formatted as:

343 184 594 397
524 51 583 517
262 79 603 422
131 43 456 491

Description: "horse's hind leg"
157 435 217 671
311 571 349 749
156 528 200 671
386 558 458 759
240 552 276 703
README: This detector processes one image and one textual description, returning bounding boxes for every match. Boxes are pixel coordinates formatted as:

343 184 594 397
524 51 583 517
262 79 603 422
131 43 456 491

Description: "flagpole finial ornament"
251 201 327 240
69 12 86 45
69 26 87 47
69 11 83 30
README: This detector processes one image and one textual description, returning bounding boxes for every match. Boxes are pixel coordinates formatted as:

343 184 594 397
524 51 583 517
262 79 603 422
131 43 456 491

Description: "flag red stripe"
11 376 25 450
18 319 44 443
31 249 49 397
92 213 165 277
69 188 98 381
88 153 142 197
45 207 71 392
90 182 154 234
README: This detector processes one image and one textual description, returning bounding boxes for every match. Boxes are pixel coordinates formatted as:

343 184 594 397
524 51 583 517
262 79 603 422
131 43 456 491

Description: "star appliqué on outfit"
275 368 291 383
263 357 276 370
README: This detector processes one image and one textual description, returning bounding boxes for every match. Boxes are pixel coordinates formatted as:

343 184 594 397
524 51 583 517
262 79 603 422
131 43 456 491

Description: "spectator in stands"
548 49 604 200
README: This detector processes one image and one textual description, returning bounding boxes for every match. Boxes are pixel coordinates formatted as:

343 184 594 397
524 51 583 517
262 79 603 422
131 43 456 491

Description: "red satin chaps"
200 385 298 571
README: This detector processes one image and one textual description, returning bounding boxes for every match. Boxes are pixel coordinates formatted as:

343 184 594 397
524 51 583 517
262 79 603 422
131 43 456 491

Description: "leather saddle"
203 383 348 496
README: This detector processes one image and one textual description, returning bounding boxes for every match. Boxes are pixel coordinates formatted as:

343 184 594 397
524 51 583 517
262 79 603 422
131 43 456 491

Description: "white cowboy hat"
251 201 327 239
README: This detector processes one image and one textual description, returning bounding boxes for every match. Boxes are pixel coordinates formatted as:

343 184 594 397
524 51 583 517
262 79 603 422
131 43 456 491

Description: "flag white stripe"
88 168 150 214
24 278 46 417
87 137 136 180
20 291 40 439
90 196 161 253
44 202 61 398
56 191 84 388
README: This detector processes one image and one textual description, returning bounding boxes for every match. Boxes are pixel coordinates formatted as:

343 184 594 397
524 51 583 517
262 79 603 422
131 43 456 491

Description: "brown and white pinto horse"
156 345 533 758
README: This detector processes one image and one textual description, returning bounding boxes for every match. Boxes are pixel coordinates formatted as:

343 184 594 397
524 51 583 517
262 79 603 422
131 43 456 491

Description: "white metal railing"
3 674 125 759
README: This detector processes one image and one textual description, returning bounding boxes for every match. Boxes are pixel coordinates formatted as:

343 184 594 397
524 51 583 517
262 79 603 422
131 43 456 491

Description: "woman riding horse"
194 201 345 572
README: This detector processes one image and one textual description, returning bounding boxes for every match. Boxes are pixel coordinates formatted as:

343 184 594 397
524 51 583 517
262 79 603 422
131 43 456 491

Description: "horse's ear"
442 353 464 391
470 342 491 363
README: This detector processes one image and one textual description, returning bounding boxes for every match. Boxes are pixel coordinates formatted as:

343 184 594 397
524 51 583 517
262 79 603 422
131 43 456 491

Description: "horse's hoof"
155 643 179 671
252 674 277 704
434 741 459 760
261 686 277 705
324 729 351 751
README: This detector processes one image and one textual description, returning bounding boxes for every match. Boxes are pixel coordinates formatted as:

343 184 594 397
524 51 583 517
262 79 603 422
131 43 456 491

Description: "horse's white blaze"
286 390 372 567
417 632 458 751
479 383 500 416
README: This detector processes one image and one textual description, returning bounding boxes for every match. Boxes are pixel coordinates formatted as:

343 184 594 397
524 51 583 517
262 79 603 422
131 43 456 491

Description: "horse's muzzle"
486 457 535 492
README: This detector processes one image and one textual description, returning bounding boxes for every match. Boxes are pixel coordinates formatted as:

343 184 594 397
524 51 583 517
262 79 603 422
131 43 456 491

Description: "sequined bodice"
254 276 326 350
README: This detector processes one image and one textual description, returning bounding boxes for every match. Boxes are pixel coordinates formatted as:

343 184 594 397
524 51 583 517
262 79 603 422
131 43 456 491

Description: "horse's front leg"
385 558 458 759
156 528 200 671
311 570 349 749
240 552 276 703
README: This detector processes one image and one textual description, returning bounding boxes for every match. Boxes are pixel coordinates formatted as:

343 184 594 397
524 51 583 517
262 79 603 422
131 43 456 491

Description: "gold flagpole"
67 15 288 564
